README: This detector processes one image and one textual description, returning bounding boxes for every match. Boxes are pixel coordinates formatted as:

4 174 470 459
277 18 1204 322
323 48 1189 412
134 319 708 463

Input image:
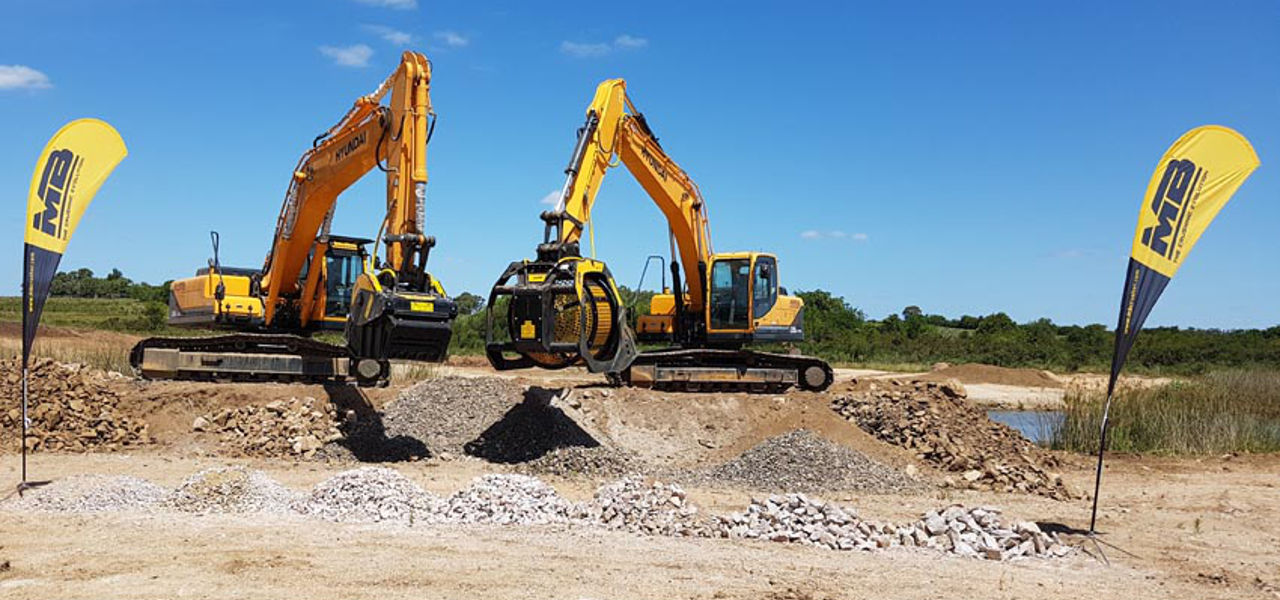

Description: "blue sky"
2 0 1277 328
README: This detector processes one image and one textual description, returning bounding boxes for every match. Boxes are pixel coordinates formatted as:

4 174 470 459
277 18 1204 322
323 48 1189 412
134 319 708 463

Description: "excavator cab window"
324 250 362 318
709 258 751 330
752 256 777 320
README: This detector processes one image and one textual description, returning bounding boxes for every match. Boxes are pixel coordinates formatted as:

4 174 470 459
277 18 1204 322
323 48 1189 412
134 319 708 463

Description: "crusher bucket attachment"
346 273 458 376
485 256 638 377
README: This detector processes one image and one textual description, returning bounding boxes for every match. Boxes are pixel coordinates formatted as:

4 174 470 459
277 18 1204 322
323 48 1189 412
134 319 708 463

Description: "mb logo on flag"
32 148 81 241
1140 158 1202 260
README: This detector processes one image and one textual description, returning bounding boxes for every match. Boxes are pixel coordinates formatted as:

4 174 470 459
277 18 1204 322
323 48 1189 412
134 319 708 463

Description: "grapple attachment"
485 256 638 376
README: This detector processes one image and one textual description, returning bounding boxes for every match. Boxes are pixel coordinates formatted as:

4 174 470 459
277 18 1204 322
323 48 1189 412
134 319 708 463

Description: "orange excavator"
486 79 832 392
130 51 456 385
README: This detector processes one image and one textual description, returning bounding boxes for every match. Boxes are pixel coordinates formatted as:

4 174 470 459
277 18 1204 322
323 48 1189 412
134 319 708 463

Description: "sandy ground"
1 451 1277 600
0 332 1267 599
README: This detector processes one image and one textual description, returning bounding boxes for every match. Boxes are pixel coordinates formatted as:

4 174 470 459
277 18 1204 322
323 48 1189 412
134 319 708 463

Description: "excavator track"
129 333 387 386
620 348 834 393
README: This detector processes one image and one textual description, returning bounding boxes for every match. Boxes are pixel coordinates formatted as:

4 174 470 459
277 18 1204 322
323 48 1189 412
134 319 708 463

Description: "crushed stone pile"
381 377 525 453
193 396 343 459
518 445 644 479
443 474 576 525
4 475 166 512
713 495 1072 561
0 466 1076 562
695 430 923 494
580 477 706 537
165 466 302 514
301 467 442 524
324 377 526 462
830 380 1072 499
0 358 149 452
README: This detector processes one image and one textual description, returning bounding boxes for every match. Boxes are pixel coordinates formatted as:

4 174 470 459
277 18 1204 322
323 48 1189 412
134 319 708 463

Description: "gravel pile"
301 467 442 524
193 397 343 459
695 430 922 494
580 477 706 537
380 377 526 454
442 474 576 525
165 466 302 514
519 446 644 478
831 380 1072 499
4 475 166 512
0 358 149 452
712 495 1073 561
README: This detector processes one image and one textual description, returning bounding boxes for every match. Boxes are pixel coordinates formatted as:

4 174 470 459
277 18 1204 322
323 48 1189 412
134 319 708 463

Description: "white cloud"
560 40 612 58
319 44 374 67
354 0 416 9
363 24 413 45
434 30 469 48
0 65 51 90
800 229 869 242
613 34 648 49
560 33 648 58
540 189 562 206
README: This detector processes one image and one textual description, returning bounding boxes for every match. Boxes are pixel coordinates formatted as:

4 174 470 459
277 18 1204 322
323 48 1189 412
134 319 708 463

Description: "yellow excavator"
130 51 456 385
486 79 832 392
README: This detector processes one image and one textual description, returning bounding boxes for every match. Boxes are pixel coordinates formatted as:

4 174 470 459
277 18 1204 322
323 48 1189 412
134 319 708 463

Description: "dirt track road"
2 452 1277 600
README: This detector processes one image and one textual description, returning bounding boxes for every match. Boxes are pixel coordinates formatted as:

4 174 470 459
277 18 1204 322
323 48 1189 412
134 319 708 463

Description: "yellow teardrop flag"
1112 126 1260 389
18 118 126 491
1129 125 1260 279
1091 125 1259 534
23 119 127 364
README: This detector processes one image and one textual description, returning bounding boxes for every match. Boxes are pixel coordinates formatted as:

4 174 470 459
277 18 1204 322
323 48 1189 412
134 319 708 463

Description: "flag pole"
20 362 29 484
1088 387 1115 535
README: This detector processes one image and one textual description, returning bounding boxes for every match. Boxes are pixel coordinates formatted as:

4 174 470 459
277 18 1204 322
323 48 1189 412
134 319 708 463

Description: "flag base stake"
15 479 51 497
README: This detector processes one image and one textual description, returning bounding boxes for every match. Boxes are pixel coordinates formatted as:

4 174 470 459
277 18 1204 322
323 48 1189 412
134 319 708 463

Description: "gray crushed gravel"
691 430 924 494
518 445 646 479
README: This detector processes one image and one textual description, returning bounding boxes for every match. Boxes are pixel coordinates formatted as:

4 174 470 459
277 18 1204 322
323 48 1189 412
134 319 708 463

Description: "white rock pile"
443 474 575 525
713 495 1072 560
579 477 705 537
166 466 302 514
2 467 1075 562
301 467 442 524
7 475 166 512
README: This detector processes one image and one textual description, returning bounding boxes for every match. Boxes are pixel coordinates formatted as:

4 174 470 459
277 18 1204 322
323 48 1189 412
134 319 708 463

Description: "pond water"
986 410 1064 445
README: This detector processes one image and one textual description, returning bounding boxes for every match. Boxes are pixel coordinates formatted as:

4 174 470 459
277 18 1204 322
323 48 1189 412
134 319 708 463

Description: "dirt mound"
924 364 1062 388
830 380 1071 499
0 358 150 451
693 430 923 494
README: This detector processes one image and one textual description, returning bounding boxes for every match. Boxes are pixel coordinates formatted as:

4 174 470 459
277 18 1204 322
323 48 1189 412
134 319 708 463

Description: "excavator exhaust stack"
485 256 638 376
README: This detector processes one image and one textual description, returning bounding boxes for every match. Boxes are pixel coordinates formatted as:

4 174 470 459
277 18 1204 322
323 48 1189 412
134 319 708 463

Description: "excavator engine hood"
485 256 637 376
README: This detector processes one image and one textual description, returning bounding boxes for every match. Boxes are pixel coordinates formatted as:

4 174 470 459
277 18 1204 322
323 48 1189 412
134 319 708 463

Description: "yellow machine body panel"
167 272 264 327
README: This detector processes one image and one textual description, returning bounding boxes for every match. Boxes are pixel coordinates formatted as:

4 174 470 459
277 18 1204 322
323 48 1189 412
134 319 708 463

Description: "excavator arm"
551 79 714 314
261 51 436 327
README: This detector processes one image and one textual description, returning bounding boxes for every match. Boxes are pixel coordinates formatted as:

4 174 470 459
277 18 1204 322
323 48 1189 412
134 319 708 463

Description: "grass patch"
1052 369 1280 454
